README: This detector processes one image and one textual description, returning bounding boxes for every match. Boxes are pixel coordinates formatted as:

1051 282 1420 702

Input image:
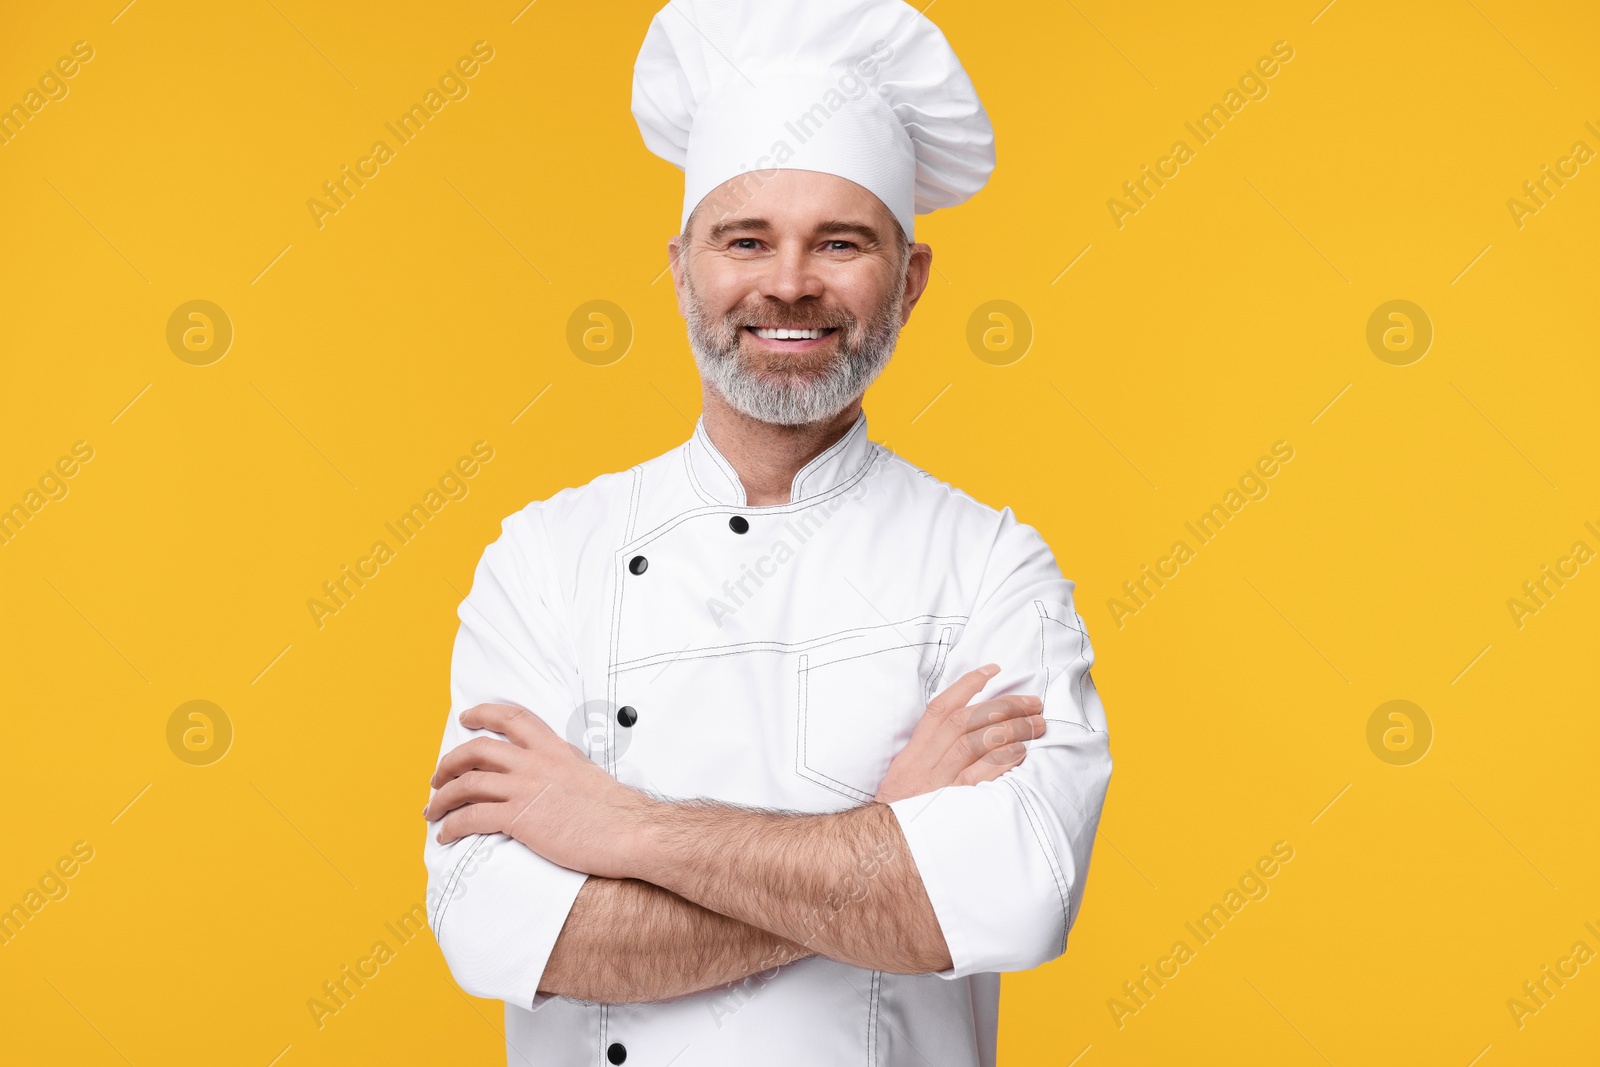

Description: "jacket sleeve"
423 503 590 1006
887 506 1113 979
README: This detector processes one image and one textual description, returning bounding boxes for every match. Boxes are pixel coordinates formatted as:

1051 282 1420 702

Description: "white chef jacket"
422 410 1112 1067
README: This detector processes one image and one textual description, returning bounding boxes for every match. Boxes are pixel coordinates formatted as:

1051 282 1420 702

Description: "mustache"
725 303 857 330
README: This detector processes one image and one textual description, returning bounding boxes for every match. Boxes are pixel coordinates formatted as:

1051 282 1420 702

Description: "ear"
899 243 934 324
667 233 688 317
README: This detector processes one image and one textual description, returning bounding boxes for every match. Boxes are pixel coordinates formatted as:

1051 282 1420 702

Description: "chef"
421 1 1113 1064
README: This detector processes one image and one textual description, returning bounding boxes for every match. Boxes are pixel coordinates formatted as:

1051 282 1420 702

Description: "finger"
953 694 1043 735
924 664 1001 720
424 770 513 822
458 703 543 746
435 800 514 845
954 743 1027 786
973 714 1047 749
956 714 1045 768
1007 714 1047 747
431 736 518 789
934 711 1043 781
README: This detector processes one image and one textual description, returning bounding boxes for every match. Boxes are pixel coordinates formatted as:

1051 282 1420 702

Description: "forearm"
539 875 816 1003
627 799 951 974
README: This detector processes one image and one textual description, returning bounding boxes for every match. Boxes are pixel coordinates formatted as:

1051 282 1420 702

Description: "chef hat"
631 0 995 239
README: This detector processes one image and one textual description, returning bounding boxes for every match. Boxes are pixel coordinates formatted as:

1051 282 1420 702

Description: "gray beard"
682 266 906 427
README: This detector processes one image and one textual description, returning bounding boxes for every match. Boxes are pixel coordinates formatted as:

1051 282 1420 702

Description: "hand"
872 664 1045 805
423 703 648 879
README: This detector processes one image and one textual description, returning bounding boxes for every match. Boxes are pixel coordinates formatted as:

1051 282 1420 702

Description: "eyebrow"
815 220 882 244
703 217 882 245
705 217 771 243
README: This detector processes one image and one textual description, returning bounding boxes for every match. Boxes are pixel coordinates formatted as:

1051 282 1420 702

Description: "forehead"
693 169 894 235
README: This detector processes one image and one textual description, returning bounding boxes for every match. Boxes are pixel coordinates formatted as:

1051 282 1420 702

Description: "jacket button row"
617 705 638 728
607 1042 627 1064
631 518 745 577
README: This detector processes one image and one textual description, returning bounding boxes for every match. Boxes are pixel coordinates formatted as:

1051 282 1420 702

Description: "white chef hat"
631 0 995 239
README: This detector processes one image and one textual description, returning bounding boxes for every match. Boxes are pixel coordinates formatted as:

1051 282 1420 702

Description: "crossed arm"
424 665 1045 1003
542 876 815 1004
539 804 919 1003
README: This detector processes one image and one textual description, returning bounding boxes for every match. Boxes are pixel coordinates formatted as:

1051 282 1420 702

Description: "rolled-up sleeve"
888 507 1113 979
423 504 590 1006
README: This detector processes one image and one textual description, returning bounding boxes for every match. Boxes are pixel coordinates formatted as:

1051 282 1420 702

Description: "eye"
825 240 857 252
731 238 763 250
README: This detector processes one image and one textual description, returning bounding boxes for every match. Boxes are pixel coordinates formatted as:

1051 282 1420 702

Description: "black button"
617 705 637 728
729 515 749 534
607 1043 627 1064
628 555 648 575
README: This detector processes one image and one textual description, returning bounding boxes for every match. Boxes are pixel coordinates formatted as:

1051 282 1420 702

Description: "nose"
757 243 825 305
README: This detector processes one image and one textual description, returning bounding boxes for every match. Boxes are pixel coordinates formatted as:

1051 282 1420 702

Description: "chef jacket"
422 409 1112 1067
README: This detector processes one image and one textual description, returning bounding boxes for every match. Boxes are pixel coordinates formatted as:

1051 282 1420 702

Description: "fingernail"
981 663 1000 675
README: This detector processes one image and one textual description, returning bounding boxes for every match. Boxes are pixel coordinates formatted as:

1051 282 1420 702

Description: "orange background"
1 1 1596 1063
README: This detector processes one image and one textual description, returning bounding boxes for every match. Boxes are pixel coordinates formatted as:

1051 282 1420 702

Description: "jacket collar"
687 409 874 507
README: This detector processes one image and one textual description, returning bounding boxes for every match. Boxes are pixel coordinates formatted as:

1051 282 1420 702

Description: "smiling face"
668 169 932 427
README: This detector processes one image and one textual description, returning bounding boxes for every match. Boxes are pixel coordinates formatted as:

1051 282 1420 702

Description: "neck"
699 383 861 506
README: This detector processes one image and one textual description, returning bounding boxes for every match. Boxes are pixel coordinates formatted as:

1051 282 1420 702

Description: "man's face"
668 170 932 426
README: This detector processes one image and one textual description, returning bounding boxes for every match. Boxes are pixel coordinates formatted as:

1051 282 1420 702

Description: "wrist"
617 792 673 885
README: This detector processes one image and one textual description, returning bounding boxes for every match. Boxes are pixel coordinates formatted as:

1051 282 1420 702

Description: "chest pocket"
794 616 964 803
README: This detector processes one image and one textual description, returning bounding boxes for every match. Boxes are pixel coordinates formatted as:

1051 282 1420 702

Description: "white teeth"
754 327 824 340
